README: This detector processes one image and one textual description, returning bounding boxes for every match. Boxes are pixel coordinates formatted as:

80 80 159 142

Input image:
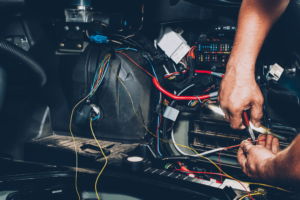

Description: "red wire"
188 46 197 59
202 88 211 94
116 51 155 78
173 169 254 200
164 71 188 79
195 70 212 74
153 78 211 100
218 140 266 182
93 58 109 91
165 72 179 79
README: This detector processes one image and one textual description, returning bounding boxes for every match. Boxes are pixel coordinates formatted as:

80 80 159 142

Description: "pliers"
243 111 256 145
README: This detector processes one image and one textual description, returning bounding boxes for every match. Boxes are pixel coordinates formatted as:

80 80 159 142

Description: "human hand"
237 134 280 181
218 65 264 129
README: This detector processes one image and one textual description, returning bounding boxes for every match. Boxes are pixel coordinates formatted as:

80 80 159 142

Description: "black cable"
106 33 144 50
0 38 47 88
167 57 195 90
0 66 6 112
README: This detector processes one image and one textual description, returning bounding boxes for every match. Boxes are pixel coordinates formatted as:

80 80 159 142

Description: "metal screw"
264 65 268 69
59 43 64 47
75 26 80 31
287 68 296 73
64 26 69 31
77 44 82 48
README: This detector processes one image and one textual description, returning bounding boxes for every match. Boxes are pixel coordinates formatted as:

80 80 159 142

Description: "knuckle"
249 163 257 173
252 112 263 120
229 106 240 113
231 123 240 130
245 164 250 175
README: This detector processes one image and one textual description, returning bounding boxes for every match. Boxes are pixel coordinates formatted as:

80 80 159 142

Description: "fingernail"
254 122 260 128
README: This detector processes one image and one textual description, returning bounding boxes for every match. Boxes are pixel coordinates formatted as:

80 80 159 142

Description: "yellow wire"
166 164 172 169
110 62 292 194
90 118 108 200
69 53 112 200
239 192 261 200
69 93 91 200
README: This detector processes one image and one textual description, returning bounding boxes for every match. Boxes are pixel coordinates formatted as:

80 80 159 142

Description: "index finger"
257 134 267 146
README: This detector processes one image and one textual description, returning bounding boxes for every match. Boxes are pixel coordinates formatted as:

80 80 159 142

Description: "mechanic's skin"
218 0 300 184
219 0 290 130
239 134 300 186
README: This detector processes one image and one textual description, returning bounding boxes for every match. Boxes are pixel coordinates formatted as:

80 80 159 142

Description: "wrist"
226 55 256 76
260 156 278 183
224 66 255 81
226 63 255 78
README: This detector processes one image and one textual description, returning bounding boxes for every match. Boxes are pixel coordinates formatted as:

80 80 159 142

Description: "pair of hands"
218 65 274 182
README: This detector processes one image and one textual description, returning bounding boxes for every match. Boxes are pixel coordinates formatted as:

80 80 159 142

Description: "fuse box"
196 40 233 68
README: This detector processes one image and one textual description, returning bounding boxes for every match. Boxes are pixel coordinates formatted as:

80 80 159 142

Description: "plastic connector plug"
211 72 224 78
157 27 190 64
90 35 108 44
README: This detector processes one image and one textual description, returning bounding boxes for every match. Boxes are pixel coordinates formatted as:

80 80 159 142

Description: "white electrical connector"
158 27 190 64
269 63 284 81
163 106 180 122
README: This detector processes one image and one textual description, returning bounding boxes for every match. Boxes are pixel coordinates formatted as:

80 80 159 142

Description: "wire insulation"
111 60 292 194
153 78 212 100
173 169 254 200
90 119 108 200
69 94 91 200
239 193 261 200
116 51 155 78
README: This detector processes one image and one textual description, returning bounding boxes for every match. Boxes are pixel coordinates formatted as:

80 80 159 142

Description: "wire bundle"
69 44 292 200
187 46 197 60
107 55 292 200
90 54 111 97
70 52 114 200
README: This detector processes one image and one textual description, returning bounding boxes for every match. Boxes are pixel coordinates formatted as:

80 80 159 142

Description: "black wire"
106 33 144 50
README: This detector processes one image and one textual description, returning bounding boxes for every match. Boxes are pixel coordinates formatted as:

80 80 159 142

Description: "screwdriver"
243 111 256 145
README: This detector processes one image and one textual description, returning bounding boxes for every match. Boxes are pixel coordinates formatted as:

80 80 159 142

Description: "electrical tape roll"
122 156 149 172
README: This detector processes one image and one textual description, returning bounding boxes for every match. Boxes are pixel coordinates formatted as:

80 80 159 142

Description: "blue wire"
90 58 111 97
189 100 194 106
144 56 158 79
116 48 138 52
164 73 179 77
92 114 100 121
145 55 162 156
95 59 110 89
90 56 109 95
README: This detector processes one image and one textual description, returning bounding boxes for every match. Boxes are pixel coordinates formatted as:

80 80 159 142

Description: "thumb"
250 100 263 128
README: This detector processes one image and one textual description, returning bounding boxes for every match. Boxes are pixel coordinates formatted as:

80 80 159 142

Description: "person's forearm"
263 135 300 187
228 0 290 75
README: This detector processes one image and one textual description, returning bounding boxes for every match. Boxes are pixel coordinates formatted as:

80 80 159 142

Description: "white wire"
177 84 194 96
163 64 170 75
170 83 224 157
171 130 226 157
172 63 177 72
